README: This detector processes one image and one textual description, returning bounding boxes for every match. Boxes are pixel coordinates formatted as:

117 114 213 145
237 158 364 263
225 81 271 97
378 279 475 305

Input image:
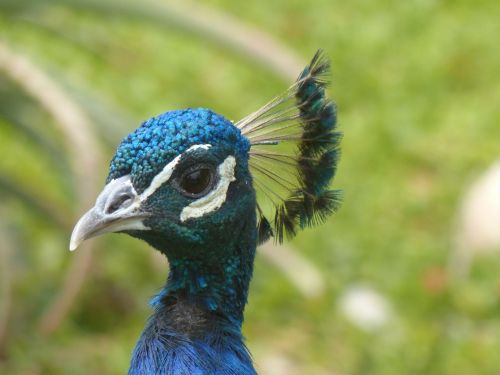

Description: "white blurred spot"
259 242 325 298
257 352 344 375
449 160 500 278
259 354 298 375
338 285 392 332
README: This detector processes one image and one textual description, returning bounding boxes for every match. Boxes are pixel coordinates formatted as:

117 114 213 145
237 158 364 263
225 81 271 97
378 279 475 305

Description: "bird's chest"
127 305 257 375
128 330 257 375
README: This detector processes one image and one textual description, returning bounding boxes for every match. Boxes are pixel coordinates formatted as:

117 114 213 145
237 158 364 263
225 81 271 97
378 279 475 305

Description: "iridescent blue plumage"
69 50 340 375
108 109 250 191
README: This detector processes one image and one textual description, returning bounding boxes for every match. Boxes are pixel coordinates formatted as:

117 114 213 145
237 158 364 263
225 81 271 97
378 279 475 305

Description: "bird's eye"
178 166 215 198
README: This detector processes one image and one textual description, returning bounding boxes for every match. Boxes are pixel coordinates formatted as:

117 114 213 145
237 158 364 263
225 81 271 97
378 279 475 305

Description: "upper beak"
69 175 149 251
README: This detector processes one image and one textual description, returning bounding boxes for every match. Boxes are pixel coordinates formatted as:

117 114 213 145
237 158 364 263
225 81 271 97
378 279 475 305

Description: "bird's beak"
69 175 149 251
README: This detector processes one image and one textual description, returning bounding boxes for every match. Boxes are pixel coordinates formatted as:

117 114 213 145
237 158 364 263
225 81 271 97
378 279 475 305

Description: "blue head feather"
107 108 250 191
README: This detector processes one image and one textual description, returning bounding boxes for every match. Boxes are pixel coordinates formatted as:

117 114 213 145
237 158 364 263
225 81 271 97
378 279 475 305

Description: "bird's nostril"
106 193 133 214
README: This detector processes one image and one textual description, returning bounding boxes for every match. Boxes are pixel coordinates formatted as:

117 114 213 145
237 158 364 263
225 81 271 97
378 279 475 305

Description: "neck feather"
152 213 257 328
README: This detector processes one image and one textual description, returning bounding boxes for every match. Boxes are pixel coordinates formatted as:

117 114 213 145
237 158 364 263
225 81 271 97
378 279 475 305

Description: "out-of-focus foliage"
1 0 500 374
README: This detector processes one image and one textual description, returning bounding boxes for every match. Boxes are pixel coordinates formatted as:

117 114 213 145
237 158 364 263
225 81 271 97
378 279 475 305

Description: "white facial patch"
180 155 236 222
187 144 212 152
140 154 182 202
139 144 212 202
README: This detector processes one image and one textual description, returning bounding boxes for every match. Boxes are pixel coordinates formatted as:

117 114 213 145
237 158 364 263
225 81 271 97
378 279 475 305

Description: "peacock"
70 50 341 375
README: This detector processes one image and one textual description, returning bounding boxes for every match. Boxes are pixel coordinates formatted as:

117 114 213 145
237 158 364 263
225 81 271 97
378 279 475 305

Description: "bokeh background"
1 0 500 374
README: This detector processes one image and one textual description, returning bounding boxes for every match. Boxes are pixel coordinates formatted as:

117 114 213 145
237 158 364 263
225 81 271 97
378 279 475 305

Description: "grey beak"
69 175 149 251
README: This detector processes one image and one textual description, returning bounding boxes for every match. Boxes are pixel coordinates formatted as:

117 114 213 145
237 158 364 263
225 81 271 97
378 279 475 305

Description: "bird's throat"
153 217 257 329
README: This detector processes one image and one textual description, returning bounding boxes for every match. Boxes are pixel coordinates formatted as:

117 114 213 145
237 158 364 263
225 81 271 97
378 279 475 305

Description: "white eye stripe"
187 144 211 152
180 155 236 222
139 143 212 201
140 154 182 202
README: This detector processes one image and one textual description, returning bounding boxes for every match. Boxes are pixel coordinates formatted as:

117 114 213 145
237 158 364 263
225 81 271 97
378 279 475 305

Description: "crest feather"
236 50 342 243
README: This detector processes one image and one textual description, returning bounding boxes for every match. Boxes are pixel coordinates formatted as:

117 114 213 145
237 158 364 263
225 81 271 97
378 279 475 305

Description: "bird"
70 50 341 375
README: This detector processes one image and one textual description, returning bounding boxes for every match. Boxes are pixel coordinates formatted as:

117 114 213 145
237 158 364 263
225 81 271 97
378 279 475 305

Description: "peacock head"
70 51 341 260
70 108 256 257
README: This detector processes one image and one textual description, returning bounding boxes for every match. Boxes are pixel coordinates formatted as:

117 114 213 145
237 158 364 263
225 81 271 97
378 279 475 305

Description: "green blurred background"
1 0 499 374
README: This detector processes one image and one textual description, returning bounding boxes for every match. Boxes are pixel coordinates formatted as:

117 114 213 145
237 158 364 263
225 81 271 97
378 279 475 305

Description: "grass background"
0 0 499 374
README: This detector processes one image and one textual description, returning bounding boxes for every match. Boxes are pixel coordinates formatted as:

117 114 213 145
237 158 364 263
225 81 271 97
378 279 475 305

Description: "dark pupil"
181 168 212 195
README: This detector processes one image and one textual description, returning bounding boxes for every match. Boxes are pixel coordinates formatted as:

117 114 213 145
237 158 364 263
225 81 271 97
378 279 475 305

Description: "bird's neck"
153 216 257 329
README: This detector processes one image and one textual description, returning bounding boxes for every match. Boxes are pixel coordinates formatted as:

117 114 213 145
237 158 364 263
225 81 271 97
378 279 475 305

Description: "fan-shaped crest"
236 50 342 243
